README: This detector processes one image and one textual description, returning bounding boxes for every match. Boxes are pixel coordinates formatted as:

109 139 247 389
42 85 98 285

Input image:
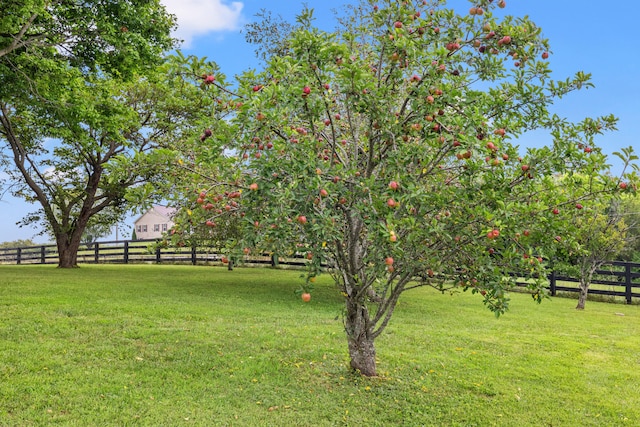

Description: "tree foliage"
0 0 175 73
0 239 37 249
550 163 639 309
170 0 638 376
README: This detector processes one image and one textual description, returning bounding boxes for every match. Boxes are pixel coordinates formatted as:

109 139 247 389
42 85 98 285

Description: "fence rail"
1 240 639 304
0 239 308 268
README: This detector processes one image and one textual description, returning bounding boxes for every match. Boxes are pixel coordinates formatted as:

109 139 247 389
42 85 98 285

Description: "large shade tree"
175 0 637 376
0 1 180 267
0 52 222 267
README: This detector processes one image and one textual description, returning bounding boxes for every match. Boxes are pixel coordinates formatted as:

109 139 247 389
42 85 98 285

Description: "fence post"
191 245 197 265
548 270 556 296
16 248 21 265
156 246 161 263
94 243 99 263
40 246 45 264
124 241 129 264
625 263 632 305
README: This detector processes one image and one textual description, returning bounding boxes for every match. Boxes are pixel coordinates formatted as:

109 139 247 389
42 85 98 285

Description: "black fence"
1 240 639 304
546 262 640 304
0 239 308 268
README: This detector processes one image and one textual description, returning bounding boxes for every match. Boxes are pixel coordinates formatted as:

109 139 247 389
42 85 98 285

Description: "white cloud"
161 0 244 48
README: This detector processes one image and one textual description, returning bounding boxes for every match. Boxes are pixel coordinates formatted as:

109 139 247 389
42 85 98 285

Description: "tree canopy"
168 0 638 376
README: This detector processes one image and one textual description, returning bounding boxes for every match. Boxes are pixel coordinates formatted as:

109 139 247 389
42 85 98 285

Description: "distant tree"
174 1 638 376
81 223 113 247
618 194 640 262
0 239 36 249
243 9 295 65
551 167 638 309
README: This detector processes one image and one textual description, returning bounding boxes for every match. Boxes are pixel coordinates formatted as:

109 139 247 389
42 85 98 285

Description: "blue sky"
2 0 638 244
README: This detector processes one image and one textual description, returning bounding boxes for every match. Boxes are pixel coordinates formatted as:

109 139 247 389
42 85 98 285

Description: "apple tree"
550 153 639 309
180 0 637 376
618 194 640 262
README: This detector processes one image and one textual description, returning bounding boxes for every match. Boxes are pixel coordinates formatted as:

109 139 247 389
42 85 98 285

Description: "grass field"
1 265 639 426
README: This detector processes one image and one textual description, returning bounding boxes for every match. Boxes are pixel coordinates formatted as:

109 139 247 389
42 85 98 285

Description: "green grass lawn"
1 265 639 426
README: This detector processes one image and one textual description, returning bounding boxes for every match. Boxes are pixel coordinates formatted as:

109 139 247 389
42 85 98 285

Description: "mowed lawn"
0 265 639 426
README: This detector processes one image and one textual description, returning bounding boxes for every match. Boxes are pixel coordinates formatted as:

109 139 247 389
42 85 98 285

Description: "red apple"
301 293 311 302
297 215 307 224
249 183 258 191
388 181 399 191
385 257 394 266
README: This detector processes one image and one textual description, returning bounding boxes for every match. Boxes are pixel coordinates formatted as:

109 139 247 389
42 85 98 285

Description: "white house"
133 205 176 239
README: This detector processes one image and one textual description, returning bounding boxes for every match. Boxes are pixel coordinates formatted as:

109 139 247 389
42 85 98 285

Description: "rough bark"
576 278 589 310
57 239 81 268
576 265 596 310
347 332 377 377
344 298 377 376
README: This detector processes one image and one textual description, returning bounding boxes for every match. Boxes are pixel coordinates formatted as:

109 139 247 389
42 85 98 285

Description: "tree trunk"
576 278 589 310
56 234 82 268
345 299 377 376
347 333 377 377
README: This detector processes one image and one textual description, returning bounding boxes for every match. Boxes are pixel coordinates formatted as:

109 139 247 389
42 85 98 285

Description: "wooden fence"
1 239 639 304
0 239 307 268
